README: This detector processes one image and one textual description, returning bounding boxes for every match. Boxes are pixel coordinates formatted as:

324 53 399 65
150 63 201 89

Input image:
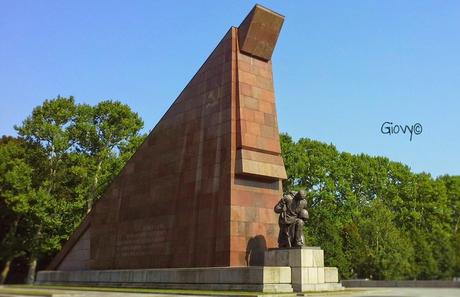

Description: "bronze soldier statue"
274 190 309 248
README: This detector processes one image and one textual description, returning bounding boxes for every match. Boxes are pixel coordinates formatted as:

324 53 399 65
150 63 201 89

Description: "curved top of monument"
238 4 284 61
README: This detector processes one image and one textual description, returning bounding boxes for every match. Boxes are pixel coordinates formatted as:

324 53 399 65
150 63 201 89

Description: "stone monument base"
36 247 343 293
264 247 344 292
36 266 293 293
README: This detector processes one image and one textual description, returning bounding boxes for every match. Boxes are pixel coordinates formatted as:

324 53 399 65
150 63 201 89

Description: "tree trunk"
87 160 102 212
25 256 37 284
0 256 13 284
0 218 19 284
1 218 19 246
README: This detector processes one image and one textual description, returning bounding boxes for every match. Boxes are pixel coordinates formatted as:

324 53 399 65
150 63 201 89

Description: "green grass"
0 287 53 296
4 285 366 296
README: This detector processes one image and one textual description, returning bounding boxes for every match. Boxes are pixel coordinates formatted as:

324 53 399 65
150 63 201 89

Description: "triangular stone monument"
38 5 343 292
48 4 287 271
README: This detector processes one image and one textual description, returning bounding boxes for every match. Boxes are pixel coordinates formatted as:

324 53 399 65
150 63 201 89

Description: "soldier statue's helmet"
299 209 309 220
294 190 307 200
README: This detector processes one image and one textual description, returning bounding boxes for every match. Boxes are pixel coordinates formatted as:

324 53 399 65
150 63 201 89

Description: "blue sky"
1 1 459 177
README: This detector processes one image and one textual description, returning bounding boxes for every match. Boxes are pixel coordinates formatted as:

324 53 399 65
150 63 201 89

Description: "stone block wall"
47 4 286 271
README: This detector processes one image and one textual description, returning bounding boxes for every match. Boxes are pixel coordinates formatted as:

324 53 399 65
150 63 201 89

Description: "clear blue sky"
1 1 459 177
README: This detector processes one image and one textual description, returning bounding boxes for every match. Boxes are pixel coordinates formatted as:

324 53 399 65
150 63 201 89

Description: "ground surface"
1 286 460 297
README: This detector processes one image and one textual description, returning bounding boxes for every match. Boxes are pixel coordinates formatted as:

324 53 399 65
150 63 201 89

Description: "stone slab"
263 248 342 292
292 283 344 292
291 267 325 285
324 267 339 283
35 282 294 293
36 267 293 293
264 247 324 268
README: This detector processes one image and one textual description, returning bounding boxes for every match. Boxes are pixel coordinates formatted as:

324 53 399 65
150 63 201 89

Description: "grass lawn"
3 284 291 296
2 285 364 296
0 287 54 296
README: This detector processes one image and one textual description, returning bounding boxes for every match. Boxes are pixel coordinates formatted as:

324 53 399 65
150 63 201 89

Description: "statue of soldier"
274 190 309 248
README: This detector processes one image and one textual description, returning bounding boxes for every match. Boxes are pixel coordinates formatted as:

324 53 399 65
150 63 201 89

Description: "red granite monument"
38 5 344 292
47 4 287 271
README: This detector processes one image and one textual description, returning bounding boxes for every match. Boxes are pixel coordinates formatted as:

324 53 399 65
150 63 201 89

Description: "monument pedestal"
264 247 343 292
37 247 342 293
36 266 293 293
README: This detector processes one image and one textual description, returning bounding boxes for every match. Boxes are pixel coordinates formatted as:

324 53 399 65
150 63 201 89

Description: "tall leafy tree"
0 137 32 283
1 96 145 283
280 133 459 280
71 100 144 210
439 175 460 276
352 199 414 279
13 97 82 283
0 137 51 284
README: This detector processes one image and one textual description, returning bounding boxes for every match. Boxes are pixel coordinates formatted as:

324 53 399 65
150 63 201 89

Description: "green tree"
439 175 460 276
352 199 414 279
0 137 48 283
13 97 82 283
5 96 145 283
71 100 144 210
279 133 459 280
409 174 453 279
281 135 352 277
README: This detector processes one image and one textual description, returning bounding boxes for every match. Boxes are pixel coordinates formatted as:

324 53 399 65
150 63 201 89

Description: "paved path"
1 287 460 297
308 288 460 297
0 286 201 297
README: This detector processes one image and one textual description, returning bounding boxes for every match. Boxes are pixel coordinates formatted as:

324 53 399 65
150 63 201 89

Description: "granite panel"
48 5 286 270
238 5 284 61
57 228 91 271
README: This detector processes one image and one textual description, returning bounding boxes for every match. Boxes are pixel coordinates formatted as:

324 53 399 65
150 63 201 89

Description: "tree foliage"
0 96 145 283
280 133 460 280
1 98 458 283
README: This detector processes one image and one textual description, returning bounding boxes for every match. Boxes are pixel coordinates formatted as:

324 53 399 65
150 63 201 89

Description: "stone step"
292 267 325 285
37 266 292 291
324 267 339 283
264 247 324 268
293 282 344 292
